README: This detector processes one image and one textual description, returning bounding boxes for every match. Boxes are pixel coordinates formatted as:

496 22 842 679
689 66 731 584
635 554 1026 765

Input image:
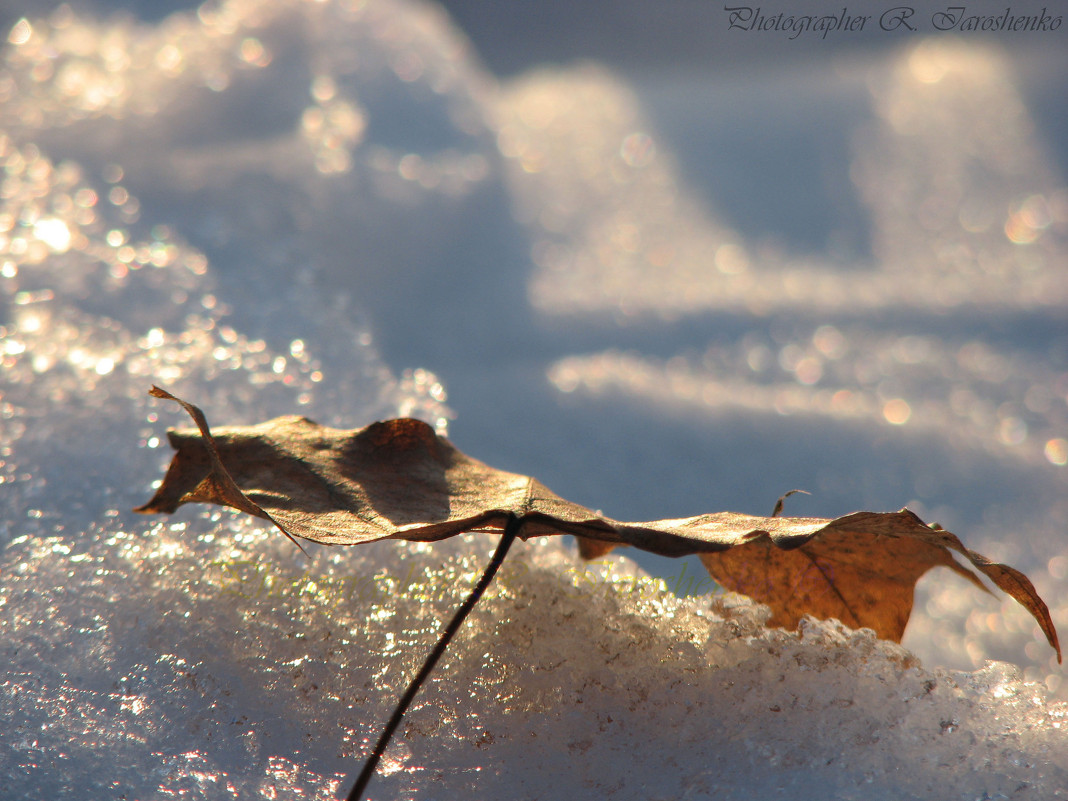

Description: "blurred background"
2 0 1066 691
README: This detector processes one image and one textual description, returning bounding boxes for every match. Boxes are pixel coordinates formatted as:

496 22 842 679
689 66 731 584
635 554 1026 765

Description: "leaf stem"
345 514 523 801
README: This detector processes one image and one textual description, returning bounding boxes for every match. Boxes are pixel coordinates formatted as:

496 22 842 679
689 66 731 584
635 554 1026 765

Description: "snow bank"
5 523 1067 799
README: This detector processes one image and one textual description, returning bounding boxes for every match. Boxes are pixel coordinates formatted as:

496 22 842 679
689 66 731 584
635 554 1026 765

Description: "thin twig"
345 514 523 801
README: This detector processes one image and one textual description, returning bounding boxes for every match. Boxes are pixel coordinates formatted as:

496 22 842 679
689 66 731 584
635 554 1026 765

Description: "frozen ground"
1 0 1066 798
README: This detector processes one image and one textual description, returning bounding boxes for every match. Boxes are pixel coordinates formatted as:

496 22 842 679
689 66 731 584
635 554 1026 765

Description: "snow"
1 0 1066 798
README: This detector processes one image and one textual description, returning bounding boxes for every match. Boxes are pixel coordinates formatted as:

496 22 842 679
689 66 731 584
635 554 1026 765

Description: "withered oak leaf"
136 386 1060 661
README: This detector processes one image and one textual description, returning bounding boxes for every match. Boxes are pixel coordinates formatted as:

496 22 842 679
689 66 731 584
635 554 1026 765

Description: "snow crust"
1 0 1066 798
6 525 1068 800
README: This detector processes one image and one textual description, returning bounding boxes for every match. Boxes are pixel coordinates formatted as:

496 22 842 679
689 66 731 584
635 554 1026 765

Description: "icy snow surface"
2 0 1067 798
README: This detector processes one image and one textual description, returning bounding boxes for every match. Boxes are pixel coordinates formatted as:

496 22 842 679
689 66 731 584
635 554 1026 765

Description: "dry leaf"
136 386 1060 661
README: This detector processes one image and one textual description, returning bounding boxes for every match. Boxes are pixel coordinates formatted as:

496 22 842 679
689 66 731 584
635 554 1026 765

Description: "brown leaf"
698 513 985 642
136 388 1061 661
136 387 615 545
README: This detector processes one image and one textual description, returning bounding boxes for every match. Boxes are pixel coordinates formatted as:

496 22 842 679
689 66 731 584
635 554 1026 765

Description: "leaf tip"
771 489 810 518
